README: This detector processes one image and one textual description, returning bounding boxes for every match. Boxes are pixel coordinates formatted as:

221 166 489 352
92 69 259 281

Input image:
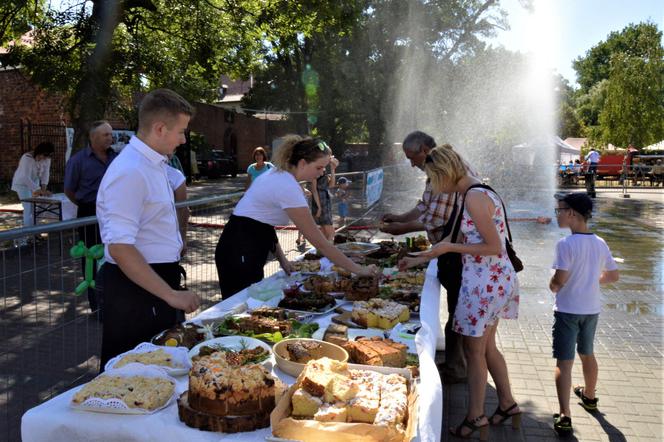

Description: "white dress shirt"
97 136 182 264
11 153 51 192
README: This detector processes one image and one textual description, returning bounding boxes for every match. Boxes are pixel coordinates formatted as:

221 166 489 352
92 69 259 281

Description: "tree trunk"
69 0 124 151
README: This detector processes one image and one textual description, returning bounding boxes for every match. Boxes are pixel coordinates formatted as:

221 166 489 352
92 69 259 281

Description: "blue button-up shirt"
64 146 117 204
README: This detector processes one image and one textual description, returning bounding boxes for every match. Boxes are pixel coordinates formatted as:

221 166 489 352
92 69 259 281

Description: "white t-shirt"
552 233 618 314
233 169 308 226
166 165 186 191
586 150 600 163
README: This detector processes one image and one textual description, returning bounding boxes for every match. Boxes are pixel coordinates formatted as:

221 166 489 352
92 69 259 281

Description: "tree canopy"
2 0 355 148
572 22 664 148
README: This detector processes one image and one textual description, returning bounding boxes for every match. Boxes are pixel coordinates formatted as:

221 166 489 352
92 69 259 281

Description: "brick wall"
0 68 293 185
189 102 290 170
0 68 130 187
0 68 69 186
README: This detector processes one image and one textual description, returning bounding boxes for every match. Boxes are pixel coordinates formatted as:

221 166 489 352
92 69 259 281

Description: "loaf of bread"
343 337 408 368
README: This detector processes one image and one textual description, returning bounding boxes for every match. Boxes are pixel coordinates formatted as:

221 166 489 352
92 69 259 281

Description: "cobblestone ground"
440 287 663 442
434 187 664 441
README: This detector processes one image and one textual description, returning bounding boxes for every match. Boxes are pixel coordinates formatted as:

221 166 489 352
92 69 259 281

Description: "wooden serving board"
177 391 271 433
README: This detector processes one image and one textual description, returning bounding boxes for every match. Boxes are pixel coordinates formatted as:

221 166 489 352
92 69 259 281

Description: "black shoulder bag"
436 184 523 290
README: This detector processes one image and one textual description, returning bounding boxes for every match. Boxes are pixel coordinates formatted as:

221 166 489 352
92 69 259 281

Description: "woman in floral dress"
399 146 521 440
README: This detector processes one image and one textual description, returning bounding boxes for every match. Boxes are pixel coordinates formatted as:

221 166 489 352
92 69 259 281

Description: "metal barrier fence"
557 163 664 188
0 166 393 441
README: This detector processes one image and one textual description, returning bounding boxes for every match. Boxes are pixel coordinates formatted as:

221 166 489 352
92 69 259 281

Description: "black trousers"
215 215 277 299
77 201 102 312
437 255 467 378
100 262 183 370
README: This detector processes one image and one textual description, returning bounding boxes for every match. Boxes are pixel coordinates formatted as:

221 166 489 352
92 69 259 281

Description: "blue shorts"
338 202 349 218
552 311 599 360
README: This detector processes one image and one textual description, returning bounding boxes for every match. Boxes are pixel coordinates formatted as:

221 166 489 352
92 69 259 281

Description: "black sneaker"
574 386 598 411
553 414 573 437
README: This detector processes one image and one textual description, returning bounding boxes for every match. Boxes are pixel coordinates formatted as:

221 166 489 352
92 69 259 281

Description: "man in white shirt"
584 148 600 175
96 89 200 368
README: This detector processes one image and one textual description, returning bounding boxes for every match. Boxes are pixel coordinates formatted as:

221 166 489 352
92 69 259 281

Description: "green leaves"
573 22 664 148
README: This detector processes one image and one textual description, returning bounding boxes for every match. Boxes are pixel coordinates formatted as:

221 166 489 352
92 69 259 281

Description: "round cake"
187 351 276 417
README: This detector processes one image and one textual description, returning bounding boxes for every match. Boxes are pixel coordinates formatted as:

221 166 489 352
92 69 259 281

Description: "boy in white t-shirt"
549 192 619 436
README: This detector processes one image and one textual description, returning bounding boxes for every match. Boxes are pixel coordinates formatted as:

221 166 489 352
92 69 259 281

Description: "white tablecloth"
22 261 443 442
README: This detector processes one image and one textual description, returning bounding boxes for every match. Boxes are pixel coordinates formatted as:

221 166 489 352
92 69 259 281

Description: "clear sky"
490 0 664 85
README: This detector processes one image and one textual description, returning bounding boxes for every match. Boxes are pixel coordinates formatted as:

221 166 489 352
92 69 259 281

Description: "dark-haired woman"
11 142 55 228
215 135 378 299
246 146 274 189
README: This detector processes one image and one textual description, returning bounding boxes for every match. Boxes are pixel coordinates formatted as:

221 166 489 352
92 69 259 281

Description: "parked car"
197 150 238 178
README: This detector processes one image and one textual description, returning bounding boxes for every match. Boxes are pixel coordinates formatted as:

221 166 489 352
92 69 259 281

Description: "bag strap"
451 183 514 243
462 183 515 243
449 183 484 243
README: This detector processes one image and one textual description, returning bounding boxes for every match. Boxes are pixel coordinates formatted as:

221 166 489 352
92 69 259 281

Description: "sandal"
449 415 489 440
489 402 522 429
573 386 598 411
553 413 573 437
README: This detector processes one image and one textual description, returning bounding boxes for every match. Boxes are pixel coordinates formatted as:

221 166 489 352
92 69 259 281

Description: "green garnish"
214 318 319 343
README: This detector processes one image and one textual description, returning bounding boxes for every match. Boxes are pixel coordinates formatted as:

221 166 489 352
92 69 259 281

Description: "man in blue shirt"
64 120 117 315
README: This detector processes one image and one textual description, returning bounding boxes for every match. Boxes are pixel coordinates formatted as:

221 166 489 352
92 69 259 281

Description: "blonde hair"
273 135 331 170
424 146 468 193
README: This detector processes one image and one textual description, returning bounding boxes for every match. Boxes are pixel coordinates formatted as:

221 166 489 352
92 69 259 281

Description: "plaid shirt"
416 161 479 244
416 180 457 244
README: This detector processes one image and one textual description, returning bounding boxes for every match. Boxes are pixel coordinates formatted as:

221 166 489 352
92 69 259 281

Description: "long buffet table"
21 260 443 442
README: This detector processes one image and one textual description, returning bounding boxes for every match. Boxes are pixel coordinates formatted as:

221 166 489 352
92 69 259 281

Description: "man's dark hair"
402 131 436 152
34 142 55 157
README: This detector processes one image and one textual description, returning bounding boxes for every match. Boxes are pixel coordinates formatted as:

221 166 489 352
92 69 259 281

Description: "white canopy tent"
511 136 580 166
642 140 664 151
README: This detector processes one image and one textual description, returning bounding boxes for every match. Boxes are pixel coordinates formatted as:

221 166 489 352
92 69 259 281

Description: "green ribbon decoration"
70 241 105 295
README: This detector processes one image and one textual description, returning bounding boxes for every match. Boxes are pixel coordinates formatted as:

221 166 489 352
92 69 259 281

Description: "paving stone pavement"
439 287 664 442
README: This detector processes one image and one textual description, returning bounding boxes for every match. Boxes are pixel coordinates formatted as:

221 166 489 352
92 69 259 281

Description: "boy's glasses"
317 141 329 151
554 208 570 215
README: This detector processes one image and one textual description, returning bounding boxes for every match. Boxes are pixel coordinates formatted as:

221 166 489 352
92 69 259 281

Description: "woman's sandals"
449 415 489 440
489 402 522 429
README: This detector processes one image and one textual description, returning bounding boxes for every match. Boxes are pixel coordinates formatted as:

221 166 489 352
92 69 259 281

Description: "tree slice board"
177 391 271 433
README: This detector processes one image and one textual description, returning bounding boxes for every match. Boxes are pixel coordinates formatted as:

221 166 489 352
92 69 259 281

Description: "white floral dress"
453 188 519 337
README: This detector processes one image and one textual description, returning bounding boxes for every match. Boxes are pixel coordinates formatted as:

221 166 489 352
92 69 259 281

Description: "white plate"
312 326 386 341
280 299 349 316
105 342 191 376
70 364 177 414
336 242 381 256
388 321 422 353
188 336 273 368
